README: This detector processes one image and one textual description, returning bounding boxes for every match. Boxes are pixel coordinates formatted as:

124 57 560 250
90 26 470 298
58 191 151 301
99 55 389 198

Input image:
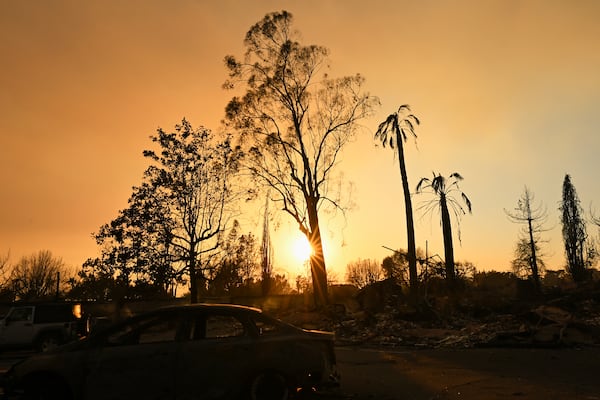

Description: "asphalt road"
335 346 600 400
2 347 600 400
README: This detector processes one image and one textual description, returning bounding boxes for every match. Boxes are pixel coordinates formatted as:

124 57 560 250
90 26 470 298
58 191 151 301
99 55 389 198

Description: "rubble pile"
277 291 600 349
332 306 600 348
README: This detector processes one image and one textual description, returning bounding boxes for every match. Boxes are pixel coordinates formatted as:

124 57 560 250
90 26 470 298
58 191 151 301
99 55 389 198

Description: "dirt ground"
334 346 600 400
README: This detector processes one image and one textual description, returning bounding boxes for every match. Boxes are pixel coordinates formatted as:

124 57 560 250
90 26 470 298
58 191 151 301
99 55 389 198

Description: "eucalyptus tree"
560 174 595 282
416 172 472 283
374 105 420 299
223 11 378 306
504 186 548 291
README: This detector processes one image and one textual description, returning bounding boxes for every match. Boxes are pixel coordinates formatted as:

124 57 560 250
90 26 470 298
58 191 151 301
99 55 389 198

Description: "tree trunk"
307 198 328 308
189 268 197 304
261 198 272 297
308 232 328 308
440 194 455 283
189 249 198 304
527 218 541 292
396 132 418 301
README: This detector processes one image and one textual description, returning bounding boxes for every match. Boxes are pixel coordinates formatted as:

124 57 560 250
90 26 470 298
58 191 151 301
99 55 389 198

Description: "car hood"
302 328 335 338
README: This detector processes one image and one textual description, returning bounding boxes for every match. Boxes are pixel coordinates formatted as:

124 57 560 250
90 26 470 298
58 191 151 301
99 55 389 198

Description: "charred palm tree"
375 105 420 300
416 172 472 284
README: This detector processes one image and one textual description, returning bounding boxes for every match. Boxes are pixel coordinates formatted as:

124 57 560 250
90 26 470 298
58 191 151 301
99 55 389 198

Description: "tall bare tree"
504 186 548 291
374 105 420 300
416 172 472 284
224 11 378 306
10 250 70 301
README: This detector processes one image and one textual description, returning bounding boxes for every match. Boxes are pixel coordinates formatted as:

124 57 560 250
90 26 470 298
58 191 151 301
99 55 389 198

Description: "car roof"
8 301 80 307
154 303 264 314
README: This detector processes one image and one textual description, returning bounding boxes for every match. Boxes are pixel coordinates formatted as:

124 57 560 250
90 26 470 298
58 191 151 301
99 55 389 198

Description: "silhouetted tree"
375 105 420 301
295 274 311 294
345 258 383 289
382 251 408 284
209 220 259 295
85 182 178 300
416 172 472 284
511 238 546 281
142 120 242 302
454 261 477 280
504 186 548 291
0 251 10 285
85 120 241 302
224 11 378 306
68 257 125 301
9 250 71 301
0 252 15 301
381 247 429 286
268 273 293 294
560 174 595 282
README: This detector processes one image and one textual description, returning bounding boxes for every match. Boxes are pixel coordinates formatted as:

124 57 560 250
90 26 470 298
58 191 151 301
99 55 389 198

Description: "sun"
292 234 313 264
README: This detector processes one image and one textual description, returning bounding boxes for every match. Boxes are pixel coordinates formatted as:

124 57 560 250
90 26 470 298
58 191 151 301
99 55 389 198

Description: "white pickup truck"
0 303 87 352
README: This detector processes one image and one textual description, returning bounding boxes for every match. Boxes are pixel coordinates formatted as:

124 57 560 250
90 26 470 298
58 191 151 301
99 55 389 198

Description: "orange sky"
1 0 600 281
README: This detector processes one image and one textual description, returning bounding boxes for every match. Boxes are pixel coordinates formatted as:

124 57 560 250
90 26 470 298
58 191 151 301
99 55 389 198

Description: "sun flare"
292 234 313 263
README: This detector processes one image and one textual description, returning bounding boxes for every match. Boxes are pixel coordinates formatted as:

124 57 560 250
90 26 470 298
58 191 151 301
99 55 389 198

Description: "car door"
0 306 34 346
175 311 256 400
84 313 182 400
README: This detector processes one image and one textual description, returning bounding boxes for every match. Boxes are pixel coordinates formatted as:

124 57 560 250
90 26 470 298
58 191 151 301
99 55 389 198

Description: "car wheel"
250 371 289 400
23 375 71 400
36 334 61 352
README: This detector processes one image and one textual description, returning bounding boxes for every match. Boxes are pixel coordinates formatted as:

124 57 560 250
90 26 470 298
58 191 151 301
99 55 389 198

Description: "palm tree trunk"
440 194 455 283
396 131 418 301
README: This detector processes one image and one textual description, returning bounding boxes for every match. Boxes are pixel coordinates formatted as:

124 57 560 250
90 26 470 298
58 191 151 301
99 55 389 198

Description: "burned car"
1 303 339 400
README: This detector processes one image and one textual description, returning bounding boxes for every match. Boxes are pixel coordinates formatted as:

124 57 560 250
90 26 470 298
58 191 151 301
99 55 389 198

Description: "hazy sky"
1 0 599 281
